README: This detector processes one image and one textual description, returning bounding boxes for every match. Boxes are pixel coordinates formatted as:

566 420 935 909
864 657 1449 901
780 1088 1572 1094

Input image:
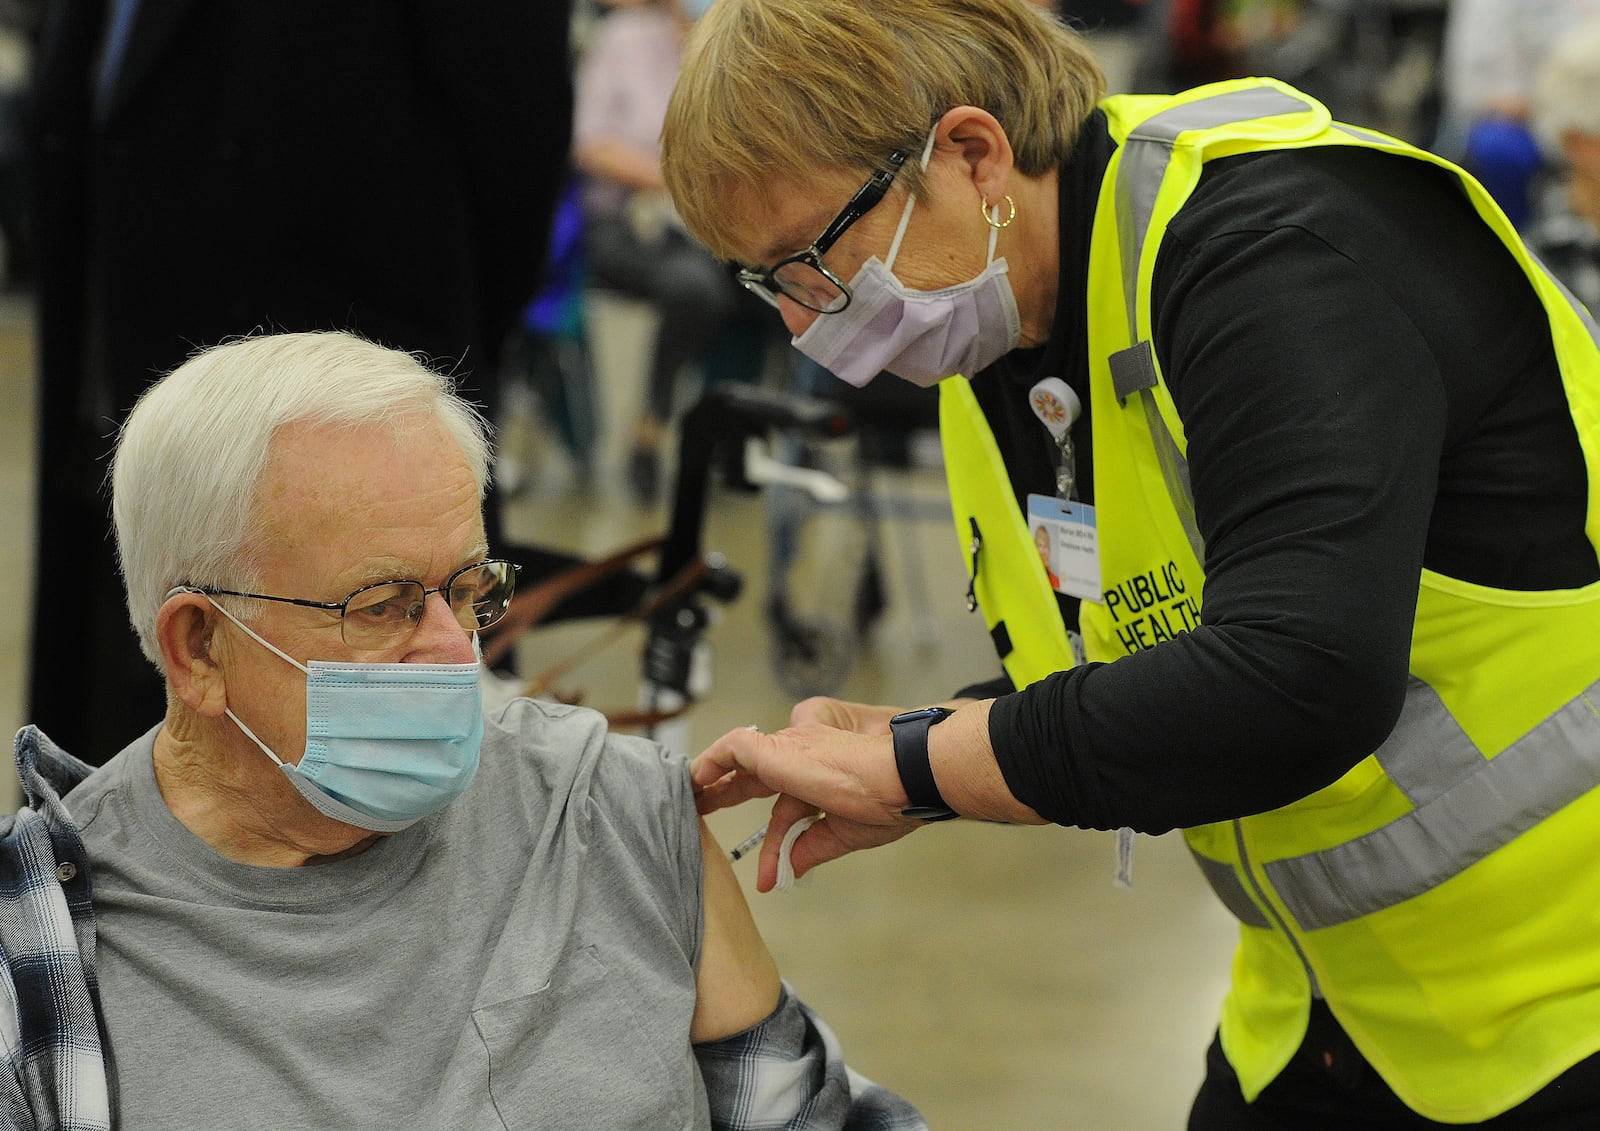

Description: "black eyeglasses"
193 559 519 648
737 150 909 315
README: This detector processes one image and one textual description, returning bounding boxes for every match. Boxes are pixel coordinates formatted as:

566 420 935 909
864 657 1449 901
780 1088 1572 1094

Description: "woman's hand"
692 708 920 891
692 696 1042 889
787 695 901 735
693 697 930 890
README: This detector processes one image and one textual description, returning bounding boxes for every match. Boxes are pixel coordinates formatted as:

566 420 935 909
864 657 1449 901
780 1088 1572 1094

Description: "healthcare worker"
662 0 1600 1124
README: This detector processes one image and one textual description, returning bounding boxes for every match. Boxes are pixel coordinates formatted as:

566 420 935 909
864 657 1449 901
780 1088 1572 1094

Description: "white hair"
111 331 493 667
1533 20 1600 157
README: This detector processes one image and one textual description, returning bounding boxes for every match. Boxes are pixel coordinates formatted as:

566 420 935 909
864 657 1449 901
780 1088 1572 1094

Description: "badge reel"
1026 378 1100 604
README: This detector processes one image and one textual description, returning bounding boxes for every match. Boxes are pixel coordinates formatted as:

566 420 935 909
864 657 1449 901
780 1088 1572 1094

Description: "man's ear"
155 592 229 716
933 105 1016 209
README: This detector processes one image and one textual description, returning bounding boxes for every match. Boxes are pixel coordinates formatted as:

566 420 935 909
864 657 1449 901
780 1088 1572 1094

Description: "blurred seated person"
0 331 925 1130
574 0 764 502
1532 19 1600 312
1440 0 1600 229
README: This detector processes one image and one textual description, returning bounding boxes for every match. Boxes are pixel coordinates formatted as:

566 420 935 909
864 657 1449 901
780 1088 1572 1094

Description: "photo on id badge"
1027 493 1101 603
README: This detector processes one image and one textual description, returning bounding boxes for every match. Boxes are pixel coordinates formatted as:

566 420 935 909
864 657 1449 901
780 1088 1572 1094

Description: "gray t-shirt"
66 698 709 1130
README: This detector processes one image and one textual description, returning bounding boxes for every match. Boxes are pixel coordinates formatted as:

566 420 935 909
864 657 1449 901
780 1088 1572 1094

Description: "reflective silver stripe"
1104 338 1204 558
1129 85 1317 143
1115 86 1316 342
1267 677 1600 931
1189 847 1271 928
1330 122 1391 146
1108 89 1315 554
1112 89 1600 944
1105 338 1202 558
1114 137 1169 343
1522 245 1600 351
1372 676 1486 806
1140 390 1204 560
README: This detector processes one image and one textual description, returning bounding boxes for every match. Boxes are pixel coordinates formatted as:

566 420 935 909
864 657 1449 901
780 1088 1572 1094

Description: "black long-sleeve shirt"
978 112 1599 832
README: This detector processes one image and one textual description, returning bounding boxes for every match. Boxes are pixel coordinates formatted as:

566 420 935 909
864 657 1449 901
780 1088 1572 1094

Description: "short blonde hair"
1533 20 1600 157
661 0 1105 260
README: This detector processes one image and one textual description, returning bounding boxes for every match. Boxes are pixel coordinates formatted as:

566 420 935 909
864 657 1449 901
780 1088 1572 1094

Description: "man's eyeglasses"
193 559 519 649
737 150 908 315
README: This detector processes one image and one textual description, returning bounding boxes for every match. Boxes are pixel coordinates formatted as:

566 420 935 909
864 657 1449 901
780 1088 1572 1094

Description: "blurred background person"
573 0 772 504
1438 0 1600 229
28 0 569 763
1135 0 1448 147
1530 17 1600 312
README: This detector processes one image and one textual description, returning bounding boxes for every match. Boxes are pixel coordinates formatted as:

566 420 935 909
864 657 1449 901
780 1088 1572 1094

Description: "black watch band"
890 707 959 821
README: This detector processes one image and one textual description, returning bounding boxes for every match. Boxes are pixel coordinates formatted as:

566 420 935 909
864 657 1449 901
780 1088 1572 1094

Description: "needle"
729 825 767 861
724 724 767 862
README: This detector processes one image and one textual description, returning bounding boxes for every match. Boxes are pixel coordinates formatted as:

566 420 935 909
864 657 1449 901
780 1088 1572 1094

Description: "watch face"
892 707 951 726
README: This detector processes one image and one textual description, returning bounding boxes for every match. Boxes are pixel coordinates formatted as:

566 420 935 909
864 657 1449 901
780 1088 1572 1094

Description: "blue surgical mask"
208 600 484 833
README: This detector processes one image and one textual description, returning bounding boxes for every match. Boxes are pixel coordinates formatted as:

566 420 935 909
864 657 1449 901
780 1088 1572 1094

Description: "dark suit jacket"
28 0 572 761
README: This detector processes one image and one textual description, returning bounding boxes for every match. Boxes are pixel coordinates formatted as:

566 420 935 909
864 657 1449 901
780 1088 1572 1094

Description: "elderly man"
0 331 923 1130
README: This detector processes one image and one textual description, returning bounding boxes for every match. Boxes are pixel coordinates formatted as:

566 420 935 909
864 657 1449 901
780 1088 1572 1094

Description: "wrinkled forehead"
247 414 485 593
252 414 475 538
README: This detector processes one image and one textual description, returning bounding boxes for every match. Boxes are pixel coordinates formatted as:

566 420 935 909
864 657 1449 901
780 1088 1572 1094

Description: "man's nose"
408 591 478 663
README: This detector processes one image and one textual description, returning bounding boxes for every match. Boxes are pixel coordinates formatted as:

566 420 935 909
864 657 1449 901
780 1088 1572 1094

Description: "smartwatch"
890 706 959 821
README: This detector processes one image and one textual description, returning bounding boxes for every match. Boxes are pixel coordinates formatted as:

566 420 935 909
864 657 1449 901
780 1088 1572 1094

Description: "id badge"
1027 493 1101 603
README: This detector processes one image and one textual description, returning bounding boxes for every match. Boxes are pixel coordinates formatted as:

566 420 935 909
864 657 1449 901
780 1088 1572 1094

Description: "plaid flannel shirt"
0 727 111 1131
696 986 927 1130
1 727 924 1130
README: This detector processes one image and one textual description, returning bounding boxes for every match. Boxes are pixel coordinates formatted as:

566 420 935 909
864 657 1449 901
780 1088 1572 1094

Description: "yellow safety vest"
940 78 1600 1121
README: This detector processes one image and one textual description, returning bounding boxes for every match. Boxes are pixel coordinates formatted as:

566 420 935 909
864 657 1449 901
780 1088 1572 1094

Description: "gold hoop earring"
981 194 1016 229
